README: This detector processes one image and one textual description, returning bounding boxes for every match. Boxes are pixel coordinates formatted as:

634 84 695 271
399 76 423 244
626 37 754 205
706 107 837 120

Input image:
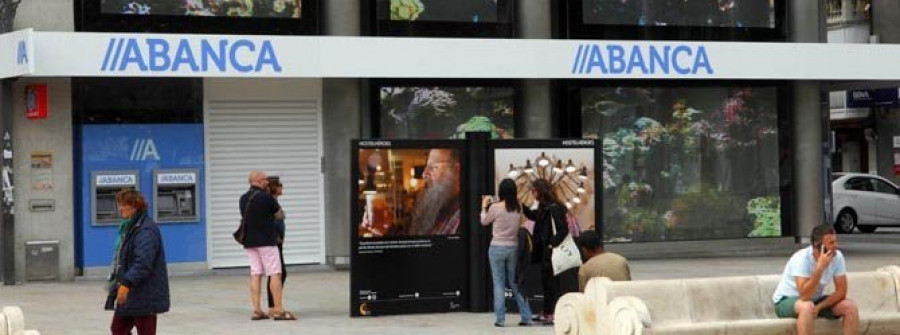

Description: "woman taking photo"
523 179 568 325
105 189 170 335
480 178 532 327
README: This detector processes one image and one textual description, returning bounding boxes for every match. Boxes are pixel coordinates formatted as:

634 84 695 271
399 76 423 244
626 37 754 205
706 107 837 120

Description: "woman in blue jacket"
105 189 170 335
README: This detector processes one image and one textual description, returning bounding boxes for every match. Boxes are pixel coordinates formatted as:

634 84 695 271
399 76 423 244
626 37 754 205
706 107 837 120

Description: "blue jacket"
112 213 170 316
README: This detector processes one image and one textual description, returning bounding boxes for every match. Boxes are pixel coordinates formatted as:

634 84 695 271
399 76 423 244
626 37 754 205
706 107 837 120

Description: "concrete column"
791 1 826 240
322 0 361 267
517 0 553 138
12 78 75 282
873 0 900 43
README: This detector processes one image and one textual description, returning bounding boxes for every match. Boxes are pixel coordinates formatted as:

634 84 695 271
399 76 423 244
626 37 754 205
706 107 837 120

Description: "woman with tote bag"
522 179 570 325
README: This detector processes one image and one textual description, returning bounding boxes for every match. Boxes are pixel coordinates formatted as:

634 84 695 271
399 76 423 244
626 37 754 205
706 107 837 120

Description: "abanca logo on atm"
570 43 714 76
100 37 283 74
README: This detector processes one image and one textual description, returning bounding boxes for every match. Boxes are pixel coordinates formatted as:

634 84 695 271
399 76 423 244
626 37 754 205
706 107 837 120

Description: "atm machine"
153 169 199 223
91 171 140 225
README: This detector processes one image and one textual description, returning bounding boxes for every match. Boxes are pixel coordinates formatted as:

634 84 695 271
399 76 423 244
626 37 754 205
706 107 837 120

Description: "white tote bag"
550 213 582 276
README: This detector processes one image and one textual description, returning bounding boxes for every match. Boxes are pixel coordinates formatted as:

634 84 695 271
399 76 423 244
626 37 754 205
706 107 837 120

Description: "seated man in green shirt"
576 231 631 291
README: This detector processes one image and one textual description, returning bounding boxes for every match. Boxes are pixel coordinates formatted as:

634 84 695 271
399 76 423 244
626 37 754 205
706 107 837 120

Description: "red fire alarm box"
25 84 48 120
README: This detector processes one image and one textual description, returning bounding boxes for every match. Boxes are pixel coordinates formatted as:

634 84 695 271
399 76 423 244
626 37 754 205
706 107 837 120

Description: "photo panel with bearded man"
358 148 462 237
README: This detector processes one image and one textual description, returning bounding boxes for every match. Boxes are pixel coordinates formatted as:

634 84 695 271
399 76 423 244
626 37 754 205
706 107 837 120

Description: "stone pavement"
1 240 898 335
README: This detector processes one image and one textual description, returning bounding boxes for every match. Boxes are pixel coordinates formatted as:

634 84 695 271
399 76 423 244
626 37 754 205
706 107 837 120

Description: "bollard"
2 307 23 335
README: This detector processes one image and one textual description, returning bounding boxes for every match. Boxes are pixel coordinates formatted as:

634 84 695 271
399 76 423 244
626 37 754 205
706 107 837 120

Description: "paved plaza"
1 237 899 335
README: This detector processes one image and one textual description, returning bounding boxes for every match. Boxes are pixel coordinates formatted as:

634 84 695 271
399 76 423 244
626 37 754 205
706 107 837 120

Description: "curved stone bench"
1 306 40 335
554 265 900 335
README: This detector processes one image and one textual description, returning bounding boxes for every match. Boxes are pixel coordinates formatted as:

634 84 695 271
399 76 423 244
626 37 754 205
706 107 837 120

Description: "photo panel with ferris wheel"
490 140 598 236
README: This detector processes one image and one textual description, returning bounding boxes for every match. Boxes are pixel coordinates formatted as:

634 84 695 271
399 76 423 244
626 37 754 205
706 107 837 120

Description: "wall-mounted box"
26 240 59 281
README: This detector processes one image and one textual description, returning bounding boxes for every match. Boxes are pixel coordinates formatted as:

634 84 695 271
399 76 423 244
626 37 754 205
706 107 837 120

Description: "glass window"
102 0 304 18
582 86 781 242
74 78 202 124
873 179 897 195
368 0 515 37
845 178 872 192
558 0 786 41
582 0 775 28
77 0 320 34
378 85 516 139
385 0 511 23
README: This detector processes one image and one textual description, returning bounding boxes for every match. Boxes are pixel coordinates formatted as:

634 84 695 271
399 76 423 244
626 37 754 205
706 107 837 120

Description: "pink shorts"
245 246 282 276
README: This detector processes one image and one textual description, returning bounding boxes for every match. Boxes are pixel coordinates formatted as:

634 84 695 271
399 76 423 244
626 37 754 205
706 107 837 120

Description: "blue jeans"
488 245 532 324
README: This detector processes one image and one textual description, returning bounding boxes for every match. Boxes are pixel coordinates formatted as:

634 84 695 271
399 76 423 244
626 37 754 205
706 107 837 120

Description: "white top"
772 246 846 304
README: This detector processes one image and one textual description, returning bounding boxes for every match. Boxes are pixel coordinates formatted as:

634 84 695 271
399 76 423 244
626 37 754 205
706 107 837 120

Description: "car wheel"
834 210 857 234
857 225 877 233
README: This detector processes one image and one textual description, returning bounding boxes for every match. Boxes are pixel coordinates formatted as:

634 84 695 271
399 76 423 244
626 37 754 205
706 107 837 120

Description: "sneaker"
494 322 504 327
518 321 532 327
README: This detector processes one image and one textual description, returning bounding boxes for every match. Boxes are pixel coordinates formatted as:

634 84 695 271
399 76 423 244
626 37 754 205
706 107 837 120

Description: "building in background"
0 0 838 282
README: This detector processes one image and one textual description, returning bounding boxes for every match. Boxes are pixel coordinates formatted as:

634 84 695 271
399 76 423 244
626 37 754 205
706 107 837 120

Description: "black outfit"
515 227 533 291
239 186 281 249
523 201 568 315
107 212 170 317
267 202 287 309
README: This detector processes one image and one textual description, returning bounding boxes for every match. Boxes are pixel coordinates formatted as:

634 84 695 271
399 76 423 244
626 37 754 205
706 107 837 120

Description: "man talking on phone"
772 224 859 335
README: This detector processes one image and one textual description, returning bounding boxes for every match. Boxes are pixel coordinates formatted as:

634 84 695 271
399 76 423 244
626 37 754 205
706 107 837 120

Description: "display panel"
581 86 782 242
493 148 597 234
377 85 516 139
582 0 775 28
357 147 463 237
351 140 468 317
488 140 598 312
388 0 509 23
367 0 515 37
78 0 320 34
558 0 786 41
101 0 303 18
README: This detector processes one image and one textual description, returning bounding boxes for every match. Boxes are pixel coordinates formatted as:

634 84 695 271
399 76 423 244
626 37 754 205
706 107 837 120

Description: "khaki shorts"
774 295 839 320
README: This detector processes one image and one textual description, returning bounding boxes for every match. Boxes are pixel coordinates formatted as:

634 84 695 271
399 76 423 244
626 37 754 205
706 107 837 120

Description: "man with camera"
772 224 859 335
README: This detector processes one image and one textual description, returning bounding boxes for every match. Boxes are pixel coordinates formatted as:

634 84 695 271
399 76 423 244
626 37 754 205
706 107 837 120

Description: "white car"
832 173 900 233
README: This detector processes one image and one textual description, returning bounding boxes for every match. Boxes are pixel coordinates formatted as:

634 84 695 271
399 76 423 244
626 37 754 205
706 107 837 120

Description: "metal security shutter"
206 100 324 268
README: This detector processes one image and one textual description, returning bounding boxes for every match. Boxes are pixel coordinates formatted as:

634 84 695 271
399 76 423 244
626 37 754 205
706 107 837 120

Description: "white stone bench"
554 265 900 335
0 307 40 335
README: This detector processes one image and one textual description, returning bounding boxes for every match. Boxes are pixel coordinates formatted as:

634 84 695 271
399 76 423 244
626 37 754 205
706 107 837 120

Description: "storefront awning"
3 29 900 81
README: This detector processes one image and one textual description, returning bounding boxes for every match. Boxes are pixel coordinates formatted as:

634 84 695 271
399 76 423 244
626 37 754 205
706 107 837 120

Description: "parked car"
831 173 900 233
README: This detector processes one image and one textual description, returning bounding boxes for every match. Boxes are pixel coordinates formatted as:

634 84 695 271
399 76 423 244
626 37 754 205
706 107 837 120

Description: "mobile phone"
819 243 826 255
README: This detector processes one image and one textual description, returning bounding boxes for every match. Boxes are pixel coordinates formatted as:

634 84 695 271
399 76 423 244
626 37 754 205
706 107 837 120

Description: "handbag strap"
550 210 557 236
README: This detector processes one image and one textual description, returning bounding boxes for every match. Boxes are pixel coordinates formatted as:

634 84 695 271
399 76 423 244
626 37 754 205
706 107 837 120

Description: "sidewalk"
1 241 898 335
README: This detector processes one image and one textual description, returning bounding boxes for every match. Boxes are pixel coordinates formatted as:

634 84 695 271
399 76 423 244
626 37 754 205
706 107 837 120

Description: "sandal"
251 310 269 321
271 311 297 321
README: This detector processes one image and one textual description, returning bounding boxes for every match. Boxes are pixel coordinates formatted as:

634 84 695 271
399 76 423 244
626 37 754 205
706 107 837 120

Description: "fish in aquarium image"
104 0 302 18
379 86 515 139
390 0 501 23
451 116 511 139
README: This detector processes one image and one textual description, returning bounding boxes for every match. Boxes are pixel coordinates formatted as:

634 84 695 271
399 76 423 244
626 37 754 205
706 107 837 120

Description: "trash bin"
25 240 59 281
